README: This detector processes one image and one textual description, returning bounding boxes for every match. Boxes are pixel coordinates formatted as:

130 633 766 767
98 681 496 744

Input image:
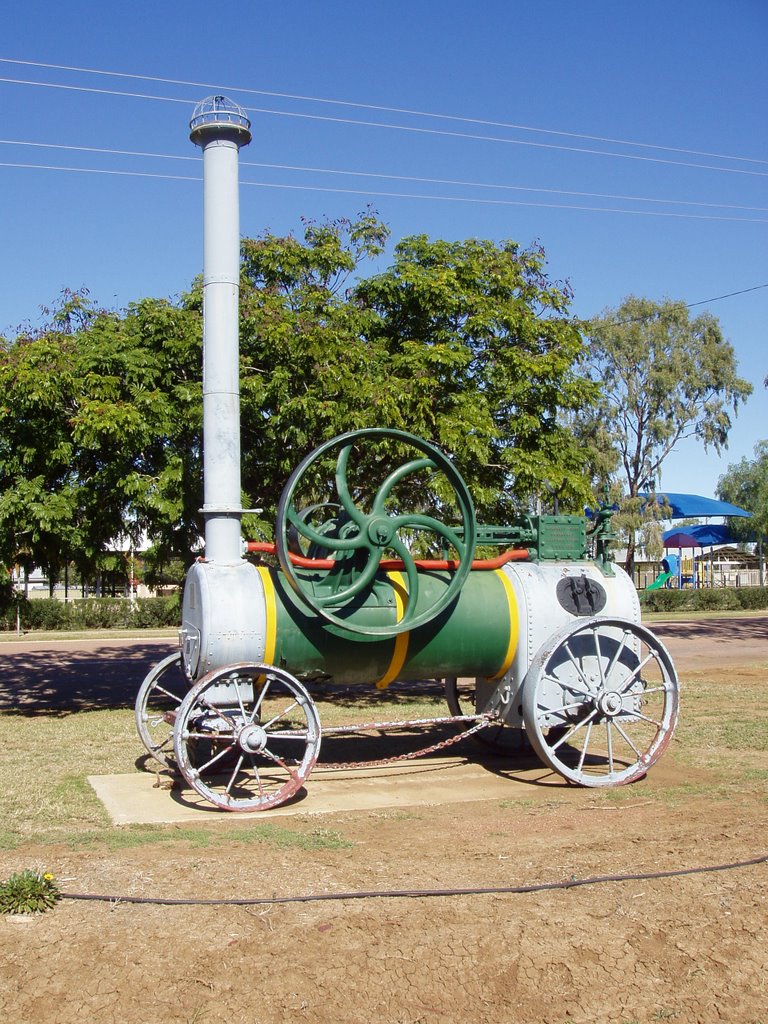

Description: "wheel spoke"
313 546 381 607
261 700 301 731
622 709 664 728
372 457 436 512
391 513 465 556
224 755 246 796
562 642 593 692
287 503 364 552
593 628 607 689
250 676 271 723
259 746 300 776
334 444 368 527
612 719 643 758
543 672 593 698
197 695 237 730
235 681 250 722
389 535 419 622
559 699 591 713
603 629 632 683
250 754 265 799
606 719 615 774
152 684 184 704
577 720 594 773
549 707 599 750
616 651 657 695
194 740 238 775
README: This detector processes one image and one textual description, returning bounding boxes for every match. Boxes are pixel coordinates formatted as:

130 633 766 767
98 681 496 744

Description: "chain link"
319 713 497 771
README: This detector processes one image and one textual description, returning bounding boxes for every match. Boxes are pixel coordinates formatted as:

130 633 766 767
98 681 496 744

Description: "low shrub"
690 588 741 611
639 589 686 612
0 595 180 632
640 586 768 613
130 595 180 628
735 586 768 610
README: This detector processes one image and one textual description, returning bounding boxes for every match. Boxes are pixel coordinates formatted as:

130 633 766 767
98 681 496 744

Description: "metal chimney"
189 96 252 564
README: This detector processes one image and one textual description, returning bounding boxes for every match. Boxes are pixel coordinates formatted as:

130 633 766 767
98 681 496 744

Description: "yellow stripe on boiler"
487 568 519 681
256 566 278 667
375 571 410 690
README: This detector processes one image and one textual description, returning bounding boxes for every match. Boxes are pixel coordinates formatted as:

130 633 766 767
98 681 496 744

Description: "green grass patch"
50 822 352 853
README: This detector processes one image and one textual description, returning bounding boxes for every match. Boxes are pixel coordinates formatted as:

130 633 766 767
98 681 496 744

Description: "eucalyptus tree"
583 296 753 572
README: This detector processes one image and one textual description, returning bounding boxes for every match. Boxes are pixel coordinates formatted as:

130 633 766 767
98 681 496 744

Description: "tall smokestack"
189 96 252 563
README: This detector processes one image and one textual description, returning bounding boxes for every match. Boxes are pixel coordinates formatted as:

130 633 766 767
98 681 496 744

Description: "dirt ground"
1 616 767 1024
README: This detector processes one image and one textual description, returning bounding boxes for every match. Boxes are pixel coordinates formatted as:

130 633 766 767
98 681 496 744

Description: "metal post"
189 96 252 564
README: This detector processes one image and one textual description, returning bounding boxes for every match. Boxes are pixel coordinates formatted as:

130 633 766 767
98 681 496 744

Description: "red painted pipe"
245 541 529 570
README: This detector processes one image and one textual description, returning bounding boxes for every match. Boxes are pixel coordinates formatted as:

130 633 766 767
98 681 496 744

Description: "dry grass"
2 665 766 850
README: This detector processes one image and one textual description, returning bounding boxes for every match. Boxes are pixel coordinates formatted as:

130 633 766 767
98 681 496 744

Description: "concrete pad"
88 756 560 825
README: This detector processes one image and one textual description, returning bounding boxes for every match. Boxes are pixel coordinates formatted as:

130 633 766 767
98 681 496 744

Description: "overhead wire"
2 138 766 214
607 283 768 326
1 74 767 178
2 56 766 167
1 160 766 223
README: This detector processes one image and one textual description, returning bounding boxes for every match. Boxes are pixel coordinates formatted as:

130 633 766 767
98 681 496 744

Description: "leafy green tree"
235 219 598 531
717 441 768 584
583 296 753 573
0 291 202 584
1 214 599 577
356 234 598 518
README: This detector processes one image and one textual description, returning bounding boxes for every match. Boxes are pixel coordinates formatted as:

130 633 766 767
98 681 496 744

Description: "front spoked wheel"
174 664 321 811
521 617 679 787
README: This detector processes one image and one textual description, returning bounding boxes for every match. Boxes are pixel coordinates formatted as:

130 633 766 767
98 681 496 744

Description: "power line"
0 161 198 183
2 159 767 223
243 181 768 223
609 283 768 325
2 138 766 214
686 283 768 307
2 74 768 179
2 56 766 168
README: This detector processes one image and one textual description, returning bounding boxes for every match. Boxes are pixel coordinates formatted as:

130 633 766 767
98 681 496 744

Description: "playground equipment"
134 97 680 811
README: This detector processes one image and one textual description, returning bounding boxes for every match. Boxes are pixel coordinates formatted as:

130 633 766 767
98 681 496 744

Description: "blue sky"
3 0 766 502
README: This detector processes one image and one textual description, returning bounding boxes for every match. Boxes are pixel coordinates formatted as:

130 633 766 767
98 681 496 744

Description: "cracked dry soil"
1 616 766 1024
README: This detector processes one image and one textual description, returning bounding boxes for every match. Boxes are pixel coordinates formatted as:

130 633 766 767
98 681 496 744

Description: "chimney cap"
190 95 251 145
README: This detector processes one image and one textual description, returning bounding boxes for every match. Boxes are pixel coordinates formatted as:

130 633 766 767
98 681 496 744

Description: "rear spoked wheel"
135 652 188 768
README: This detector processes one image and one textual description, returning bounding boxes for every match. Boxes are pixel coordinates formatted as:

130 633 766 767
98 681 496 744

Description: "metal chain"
319 714 497 771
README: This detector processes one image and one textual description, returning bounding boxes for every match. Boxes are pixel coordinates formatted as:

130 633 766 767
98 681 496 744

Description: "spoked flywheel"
275 428 476 637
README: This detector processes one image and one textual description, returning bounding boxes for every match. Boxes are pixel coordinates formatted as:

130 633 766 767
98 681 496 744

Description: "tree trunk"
623 532 636 582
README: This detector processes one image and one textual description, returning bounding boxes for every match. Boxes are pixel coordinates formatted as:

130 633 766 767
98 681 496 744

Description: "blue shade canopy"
641 492 751 518
662 523 737 547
